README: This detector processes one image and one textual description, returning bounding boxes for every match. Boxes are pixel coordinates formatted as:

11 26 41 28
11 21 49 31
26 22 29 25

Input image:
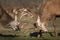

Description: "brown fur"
38 0 60 36
40 0 60 22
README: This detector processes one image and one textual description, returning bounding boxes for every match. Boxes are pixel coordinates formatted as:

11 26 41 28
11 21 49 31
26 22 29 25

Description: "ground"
0 16 60 40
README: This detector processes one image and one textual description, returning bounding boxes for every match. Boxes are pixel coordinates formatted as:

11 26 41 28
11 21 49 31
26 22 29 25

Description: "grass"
0 28 60 40
0 36 60 40
0 15 60 40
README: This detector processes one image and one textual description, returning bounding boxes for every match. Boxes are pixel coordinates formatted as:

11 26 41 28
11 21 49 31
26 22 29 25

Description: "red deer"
37 0 60 36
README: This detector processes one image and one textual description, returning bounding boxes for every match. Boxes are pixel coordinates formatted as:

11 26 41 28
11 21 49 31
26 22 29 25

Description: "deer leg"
53 16 57 37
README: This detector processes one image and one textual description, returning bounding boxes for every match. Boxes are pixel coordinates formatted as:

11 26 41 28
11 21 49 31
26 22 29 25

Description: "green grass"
0 29 60 40
0 14 60 40
0 36 60 40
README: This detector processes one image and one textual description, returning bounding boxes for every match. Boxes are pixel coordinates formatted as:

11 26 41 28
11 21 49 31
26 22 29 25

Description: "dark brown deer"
0 5 20 31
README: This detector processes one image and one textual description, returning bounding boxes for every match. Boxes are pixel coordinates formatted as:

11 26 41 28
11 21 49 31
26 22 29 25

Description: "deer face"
8 21 20 31
36 16 48 32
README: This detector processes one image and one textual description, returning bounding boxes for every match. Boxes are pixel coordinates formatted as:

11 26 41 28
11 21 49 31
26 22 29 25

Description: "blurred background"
0 0 60 40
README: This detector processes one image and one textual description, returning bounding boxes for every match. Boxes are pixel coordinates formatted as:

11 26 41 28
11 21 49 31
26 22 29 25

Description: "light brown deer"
37 0 60 36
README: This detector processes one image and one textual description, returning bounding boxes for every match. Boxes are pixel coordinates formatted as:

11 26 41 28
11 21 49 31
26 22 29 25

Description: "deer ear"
13 8 16 13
